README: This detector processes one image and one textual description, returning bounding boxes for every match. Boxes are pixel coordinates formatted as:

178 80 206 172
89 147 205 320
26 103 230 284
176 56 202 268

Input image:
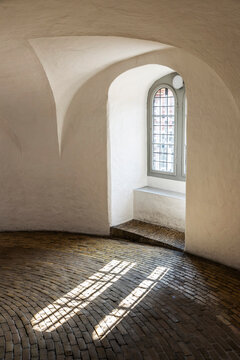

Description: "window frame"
147 72 186 181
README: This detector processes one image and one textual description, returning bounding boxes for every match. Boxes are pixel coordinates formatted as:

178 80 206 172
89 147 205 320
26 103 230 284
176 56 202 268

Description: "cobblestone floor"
0 232 239 360
111 220 185 251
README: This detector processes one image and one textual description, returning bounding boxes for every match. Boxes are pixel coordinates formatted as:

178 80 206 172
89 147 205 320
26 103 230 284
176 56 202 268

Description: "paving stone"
111 219 185 251
0 232 239 360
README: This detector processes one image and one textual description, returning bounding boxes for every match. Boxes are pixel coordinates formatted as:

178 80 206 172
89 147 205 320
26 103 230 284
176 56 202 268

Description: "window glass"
148 72 186 181
152 87 175 174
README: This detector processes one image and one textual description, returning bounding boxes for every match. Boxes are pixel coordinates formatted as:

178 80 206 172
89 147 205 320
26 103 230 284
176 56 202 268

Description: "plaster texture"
148 176 186 194
0 0 239 269
134 188 185 232
30 37 167 149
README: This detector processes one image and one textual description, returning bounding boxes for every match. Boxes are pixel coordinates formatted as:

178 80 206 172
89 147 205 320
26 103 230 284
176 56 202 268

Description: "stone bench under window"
133 186 185 232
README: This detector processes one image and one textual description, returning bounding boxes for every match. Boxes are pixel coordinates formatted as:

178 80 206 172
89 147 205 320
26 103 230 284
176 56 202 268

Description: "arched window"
147 72 186 181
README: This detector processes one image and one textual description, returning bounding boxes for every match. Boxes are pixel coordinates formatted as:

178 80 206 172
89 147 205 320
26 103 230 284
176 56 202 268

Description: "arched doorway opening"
108 64 186 240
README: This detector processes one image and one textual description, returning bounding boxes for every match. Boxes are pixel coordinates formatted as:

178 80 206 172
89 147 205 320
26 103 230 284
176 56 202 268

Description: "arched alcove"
0 29 238 268
108 64 186 229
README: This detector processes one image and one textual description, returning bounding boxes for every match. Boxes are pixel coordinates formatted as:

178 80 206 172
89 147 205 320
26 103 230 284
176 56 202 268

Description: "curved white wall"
0 0 239 270
30 37 169 150
57 45 240 270
0 41 239 269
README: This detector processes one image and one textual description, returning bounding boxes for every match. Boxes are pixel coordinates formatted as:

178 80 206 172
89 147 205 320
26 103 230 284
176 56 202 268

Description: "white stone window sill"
135 186 185 200
133 186 185 231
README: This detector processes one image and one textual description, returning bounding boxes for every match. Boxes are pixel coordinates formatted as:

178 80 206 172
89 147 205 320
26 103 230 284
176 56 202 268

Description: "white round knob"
172 75 183 89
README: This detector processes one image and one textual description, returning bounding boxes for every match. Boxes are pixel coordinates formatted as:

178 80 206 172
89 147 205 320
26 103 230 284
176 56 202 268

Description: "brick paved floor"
111 220 185 251
0 232 239 360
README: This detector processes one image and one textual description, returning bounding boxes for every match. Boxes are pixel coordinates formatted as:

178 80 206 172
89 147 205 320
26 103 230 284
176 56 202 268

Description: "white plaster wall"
0 37 169 235
134 188 185 232
108 65 173 226
30 37 168 149
0 0 239 269
47 47 240 270
148 177 186 193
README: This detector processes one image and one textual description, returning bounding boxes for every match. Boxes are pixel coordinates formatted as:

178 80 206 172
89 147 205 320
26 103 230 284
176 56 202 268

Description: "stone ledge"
111 219 185 251
135 186 185 199
134 187 185 232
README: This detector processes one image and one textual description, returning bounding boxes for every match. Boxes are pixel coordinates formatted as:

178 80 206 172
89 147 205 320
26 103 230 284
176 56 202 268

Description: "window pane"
161 126 167 134
168 125 174 134
153 107 160 115
153 144 161 152
160 153 167 161
153 135 161 143
153 98 160 106
153 117 160 125
167 154 174 163
161 107 168 115
168 117 174 126
153 153 160 161
161 144 168 153
161 97 167 106
161 88 166 96
159 162 167 171
160 135 167 144
151 87 176 173
153 126 160 134
160 117 168 126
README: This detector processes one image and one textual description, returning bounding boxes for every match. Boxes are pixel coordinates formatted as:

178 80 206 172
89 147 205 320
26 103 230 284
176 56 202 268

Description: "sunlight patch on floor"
31 259 136 332
92 266 168 340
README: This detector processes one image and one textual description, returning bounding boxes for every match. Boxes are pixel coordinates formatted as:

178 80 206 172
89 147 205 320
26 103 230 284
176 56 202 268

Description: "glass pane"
160 135 167 144
160 144 168 153
153 117 160 125
168 125 174 134
153 162 160 170
168 154 174 163
161 107 168 115
153 126 161 134
160 153 167 162
153 98 160 106
153 153 161 161
161 97 167 106
152 87 176 173
153 144 161 152
161 125 167 134
160 117 167 126
160 88 166 96
153 135 161 143
159 162 167 171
